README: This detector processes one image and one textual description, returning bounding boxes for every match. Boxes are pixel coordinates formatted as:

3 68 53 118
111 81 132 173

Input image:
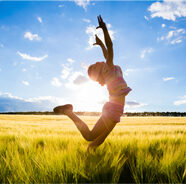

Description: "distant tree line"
124 112 186 117
0 111 186 117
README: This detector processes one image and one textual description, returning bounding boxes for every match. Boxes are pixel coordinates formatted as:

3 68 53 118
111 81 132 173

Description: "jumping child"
53 15 132 152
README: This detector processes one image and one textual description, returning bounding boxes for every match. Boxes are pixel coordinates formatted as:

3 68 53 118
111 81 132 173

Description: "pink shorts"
102 102 124 123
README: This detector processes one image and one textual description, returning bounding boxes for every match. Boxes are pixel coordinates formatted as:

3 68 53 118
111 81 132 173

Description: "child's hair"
88 62 105 84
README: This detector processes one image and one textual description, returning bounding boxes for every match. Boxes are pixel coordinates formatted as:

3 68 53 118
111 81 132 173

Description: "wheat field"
0 115 185 183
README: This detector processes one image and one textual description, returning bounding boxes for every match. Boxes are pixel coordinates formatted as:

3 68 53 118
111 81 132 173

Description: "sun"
73 81 108 112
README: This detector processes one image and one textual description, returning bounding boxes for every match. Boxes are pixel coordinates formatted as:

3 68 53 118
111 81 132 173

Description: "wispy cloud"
0 92 23 101
125 68 138 76
158 28 185 45
163 77 175 81
37 17 42 23
60 58 74 79
140 48 153 59
126 101 147 108
72 0 90 10
67 58 75 64
174 95 186 106
86 24 114 49
26 96 66 105
22 81 29 86
83 18 91 23
24 32 41 41
81 62 89 70
51 77 62 87
17 51 48 61
58 4 64 8
148 0 186 21
61 64 72 79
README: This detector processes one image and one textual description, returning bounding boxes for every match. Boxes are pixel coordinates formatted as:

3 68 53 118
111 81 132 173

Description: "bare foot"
53 104 73 115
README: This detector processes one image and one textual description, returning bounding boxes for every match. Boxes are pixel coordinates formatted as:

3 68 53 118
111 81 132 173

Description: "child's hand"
96 15 106 29
93 34 103 46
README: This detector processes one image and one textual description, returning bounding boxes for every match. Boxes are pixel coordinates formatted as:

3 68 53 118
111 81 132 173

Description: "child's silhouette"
54 15 131 152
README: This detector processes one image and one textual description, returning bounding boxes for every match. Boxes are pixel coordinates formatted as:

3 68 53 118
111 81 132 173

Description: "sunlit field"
0 115 185 183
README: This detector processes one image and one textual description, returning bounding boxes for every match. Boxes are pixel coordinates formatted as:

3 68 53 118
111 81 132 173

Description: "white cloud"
24 32 41 41
26 96 66 105
73 74 89 85
125 67 155 76
81 62 89 70
0 68 2 72
83 18 91 23
125 68 138 76
61 64 72 79
140 48 153 59
67 58 75 64
65 72 89 89
171 39 182 44
17 51 48 61
37 17 42 23
158 28 185 45
51 77 62 87
162 24 166 28
0 92 24 100
58 4 64 8
86 24 115 49
167 30 174 39
60 58 75 80
174 95 186 106
22 81 29 86
0 92 68 112
148 0 186 21
0 43 4 48
72 0 90 9
126 101 147 108
163 77 175 81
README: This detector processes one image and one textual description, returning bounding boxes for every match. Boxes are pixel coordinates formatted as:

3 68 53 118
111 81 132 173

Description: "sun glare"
73 81 108 112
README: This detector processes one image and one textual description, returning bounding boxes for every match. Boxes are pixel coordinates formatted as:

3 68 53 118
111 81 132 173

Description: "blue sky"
0 0 186 112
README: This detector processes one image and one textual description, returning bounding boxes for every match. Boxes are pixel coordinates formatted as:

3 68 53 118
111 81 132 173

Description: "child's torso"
102 64 132 105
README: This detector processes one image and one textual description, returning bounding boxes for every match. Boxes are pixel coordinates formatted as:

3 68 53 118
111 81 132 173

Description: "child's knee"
86 134 94 141
85 132 96 142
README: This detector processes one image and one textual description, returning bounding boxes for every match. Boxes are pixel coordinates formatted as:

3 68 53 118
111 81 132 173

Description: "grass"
0 115 185 183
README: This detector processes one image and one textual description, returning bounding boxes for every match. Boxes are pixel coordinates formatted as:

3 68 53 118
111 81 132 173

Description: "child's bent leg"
87 117 116 151
66 112 108 142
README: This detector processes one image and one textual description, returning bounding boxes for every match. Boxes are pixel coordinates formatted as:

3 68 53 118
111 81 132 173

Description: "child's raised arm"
93 34 108 60
96 15 113 67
